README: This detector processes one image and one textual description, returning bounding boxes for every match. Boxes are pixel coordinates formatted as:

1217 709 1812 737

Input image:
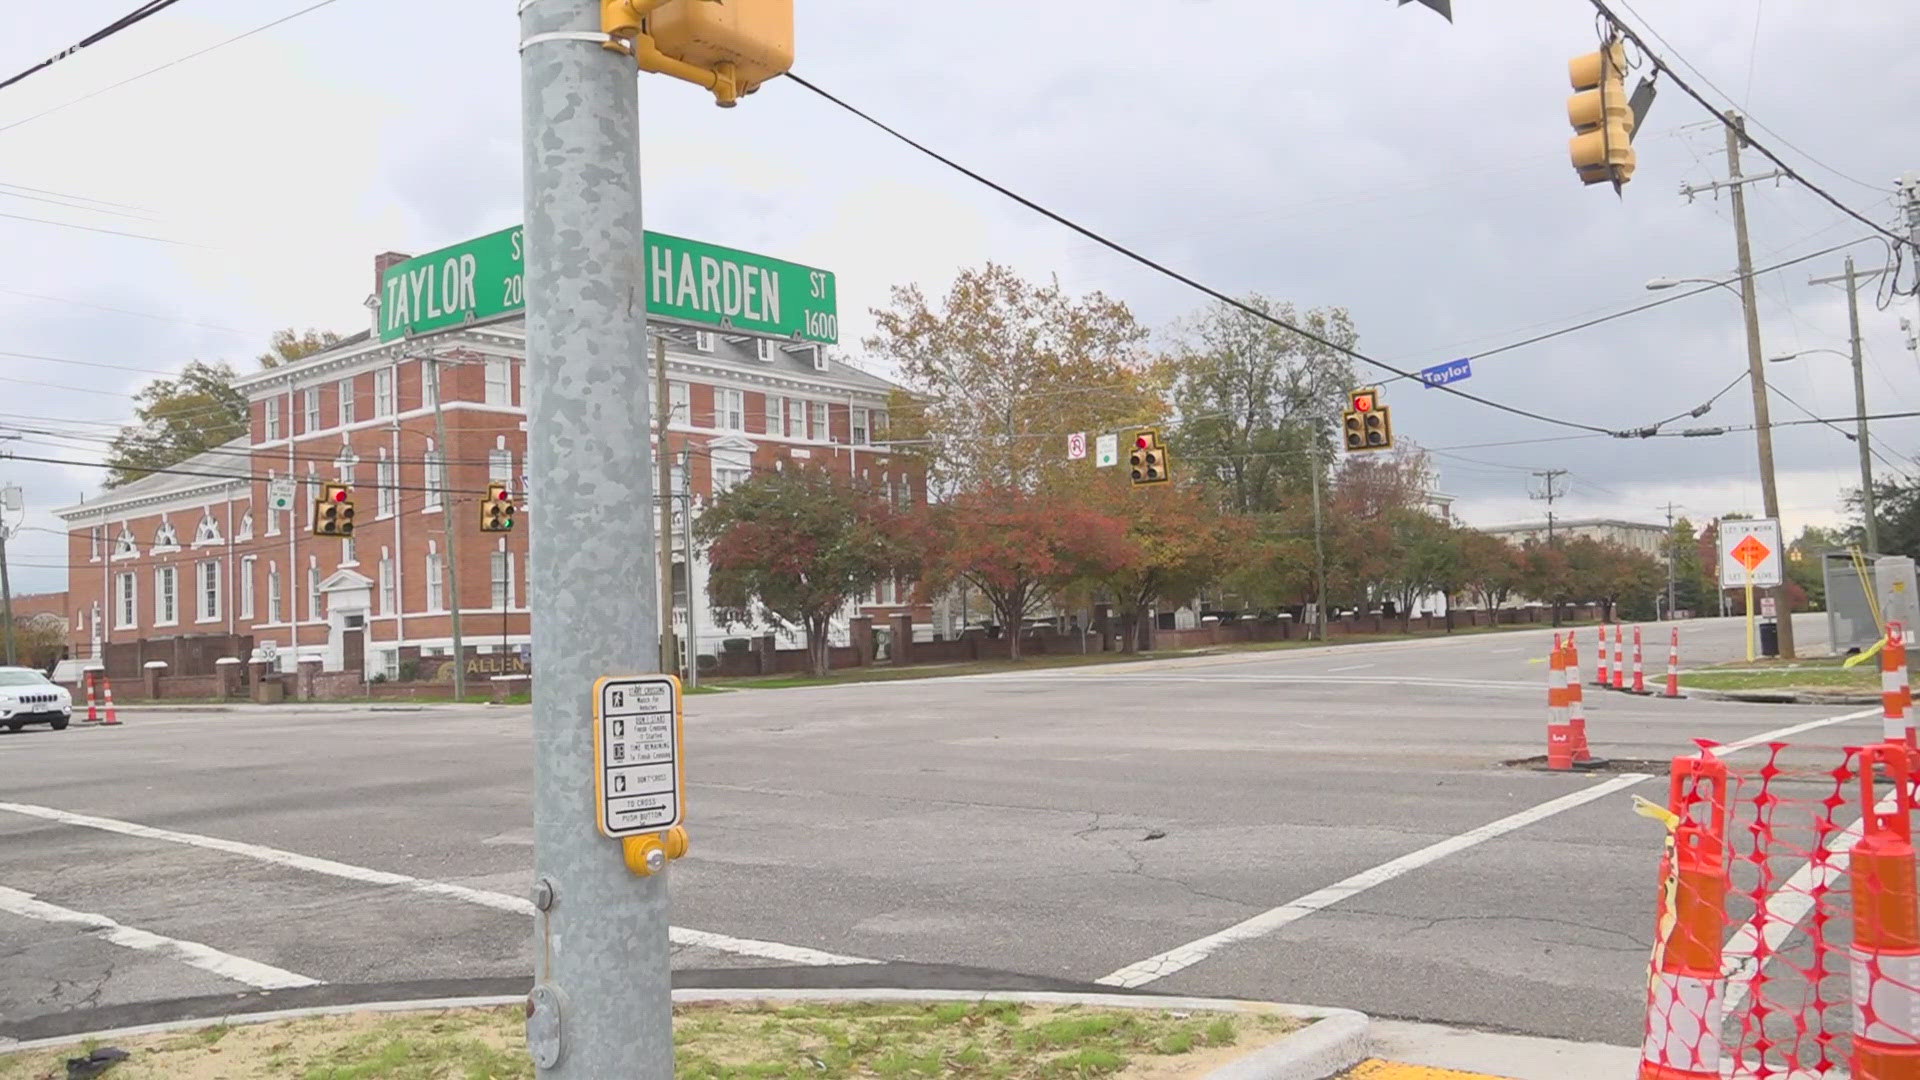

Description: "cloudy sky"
0 0 1916 594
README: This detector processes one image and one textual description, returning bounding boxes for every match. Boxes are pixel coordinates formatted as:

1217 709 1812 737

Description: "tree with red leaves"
697 466 917 677
1077 477 1251 652
915 486 1132 660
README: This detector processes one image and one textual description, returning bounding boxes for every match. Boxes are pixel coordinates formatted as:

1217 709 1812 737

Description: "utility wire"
786 72 1624 439
0 0 192 93
0 0 347 135
1588 0 1914 259
1610 0 1890 195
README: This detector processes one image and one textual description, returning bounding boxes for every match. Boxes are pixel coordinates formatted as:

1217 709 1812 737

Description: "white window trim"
153 566 179 627
191 510 222 549
197 560 221 624
717 388 745 432
423 443 445 513
89 526 101 562
113 525 138 561
151 517 181 555
378 553 395 617
239 556 257 621
756 339 774 362
695 330 715 352
303 388 321 432
267 563 283 624
237 511 253 543
115 572 137 630
338 377 356 427
485 357 511 406
307 560 321 623
374 368 395 418
426 542 445 612
264 399 283 441
376 453 397 519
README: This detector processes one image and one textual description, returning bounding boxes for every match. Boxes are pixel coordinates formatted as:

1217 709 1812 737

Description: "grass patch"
0 1002 1297 1079
1684 656 1876 693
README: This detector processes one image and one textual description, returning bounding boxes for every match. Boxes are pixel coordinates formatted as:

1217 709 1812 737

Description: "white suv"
0 667 72 732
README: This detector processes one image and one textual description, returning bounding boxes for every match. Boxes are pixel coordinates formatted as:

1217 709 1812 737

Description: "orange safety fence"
1640 739 1920 1078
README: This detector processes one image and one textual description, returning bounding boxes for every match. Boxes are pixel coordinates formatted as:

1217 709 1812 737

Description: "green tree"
104 360 249 487
257 328 342 369
1380 513 1465 629
105 329 344 487
1787 524 1844 609
1165 296 1356 515
1668 517 1716 615
866 263 1160 492
1078 477 1251 652
697 467 917 677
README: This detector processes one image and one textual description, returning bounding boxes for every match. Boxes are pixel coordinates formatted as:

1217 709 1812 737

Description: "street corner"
1341 1062 1518 1080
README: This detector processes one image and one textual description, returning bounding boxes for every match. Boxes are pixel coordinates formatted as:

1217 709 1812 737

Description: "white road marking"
1712 708 1879 755
0 801 879 968
1719 792 1892 1017
1489 647 1524 654
1098 706 1882 989
0 885 319 991
1096 773 1652 988
1324 663 1377 673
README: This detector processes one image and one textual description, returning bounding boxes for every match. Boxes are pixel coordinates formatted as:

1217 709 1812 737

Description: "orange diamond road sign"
1731 535 1771 571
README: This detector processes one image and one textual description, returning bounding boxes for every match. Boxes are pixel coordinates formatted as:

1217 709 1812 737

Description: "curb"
1678 684 1879 705
0 988 1371 1079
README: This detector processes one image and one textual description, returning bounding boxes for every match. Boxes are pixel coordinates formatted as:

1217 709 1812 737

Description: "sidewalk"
1344 1020 1640 1079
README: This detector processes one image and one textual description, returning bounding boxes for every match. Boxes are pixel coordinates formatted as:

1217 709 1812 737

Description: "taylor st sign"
379 225 837 346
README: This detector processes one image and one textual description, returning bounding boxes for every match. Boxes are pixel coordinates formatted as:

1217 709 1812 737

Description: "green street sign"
379 225 837 345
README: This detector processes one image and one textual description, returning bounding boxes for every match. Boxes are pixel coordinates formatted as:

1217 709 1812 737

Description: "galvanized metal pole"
519 2 670 1076
0 524 16 667
657 337 678 677
680 448 699 690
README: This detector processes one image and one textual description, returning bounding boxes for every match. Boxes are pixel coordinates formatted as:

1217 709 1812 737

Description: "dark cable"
0 0 191 93
785 72 1622 438
1586 0 1915 262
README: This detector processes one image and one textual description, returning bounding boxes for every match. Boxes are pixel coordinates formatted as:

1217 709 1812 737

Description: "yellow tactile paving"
1343 1061 1519 1080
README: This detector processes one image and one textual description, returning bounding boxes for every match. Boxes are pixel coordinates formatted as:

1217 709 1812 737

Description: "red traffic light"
496 489 512 501
1135 435 1151 449
332 488 348 502
1351 393 1373 413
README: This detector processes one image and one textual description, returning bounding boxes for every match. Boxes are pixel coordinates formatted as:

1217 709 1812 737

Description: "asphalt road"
0 613 1878 1049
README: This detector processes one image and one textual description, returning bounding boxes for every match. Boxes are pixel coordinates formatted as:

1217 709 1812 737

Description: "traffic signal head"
1568 40 1635 188
314 484 355 537
1129 430 1171 486
481 483 517 532
612 0 794 107
1342 389 1394 453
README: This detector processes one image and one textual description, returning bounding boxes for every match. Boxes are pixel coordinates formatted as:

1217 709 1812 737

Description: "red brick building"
57 297 920 681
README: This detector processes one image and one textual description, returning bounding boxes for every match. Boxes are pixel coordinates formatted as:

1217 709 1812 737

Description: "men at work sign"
379 225 838 346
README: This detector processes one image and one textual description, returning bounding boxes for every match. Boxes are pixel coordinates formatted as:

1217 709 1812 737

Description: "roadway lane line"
1096 773 1652 988
0 801 880 968
1325 663 1378 673
1096 706 1882 989
0 885 320 991
1719 792 1892 1018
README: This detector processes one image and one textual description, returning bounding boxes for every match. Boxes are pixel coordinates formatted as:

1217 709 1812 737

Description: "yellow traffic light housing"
1129 430 1171 486
481 482 517 533
1343 390 1394 453
604 0 793 108
1568 39 1635 189
314 483 355 537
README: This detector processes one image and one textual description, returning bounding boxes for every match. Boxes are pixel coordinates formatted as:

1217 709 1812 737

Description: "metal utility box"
1822 550 1909 653
1824 552 1876 652
648 1 794 91
1877 555 1920 638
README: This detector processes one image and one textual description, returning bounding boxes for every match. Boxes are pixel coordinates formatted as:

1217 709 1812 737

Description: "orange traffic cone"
1662 628 1684 700
1630 625 1652 696
83 670 99 723
101 675 120 726
1640 754 1730 1079
1884 622 1915 751
1596 624 1612 688
1564 638 1596 764
1546 635 1573 770
1613 623 1627 691
1850 742 1920 1079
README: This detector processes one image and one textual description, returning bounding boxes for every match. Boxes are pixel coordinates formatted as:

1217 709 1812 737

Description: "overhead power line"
786 72 1623 439
1587 0 1915 260
0 0 349 136
0 0 193 93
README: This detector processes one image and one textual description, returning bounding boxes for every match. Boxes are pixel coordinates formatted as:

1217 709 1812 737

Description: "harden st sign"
379 225 838 346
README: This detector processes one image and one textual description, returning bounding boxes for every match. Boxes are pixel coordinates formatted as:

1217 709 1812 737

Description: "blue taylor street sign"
1417 358 1472 388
